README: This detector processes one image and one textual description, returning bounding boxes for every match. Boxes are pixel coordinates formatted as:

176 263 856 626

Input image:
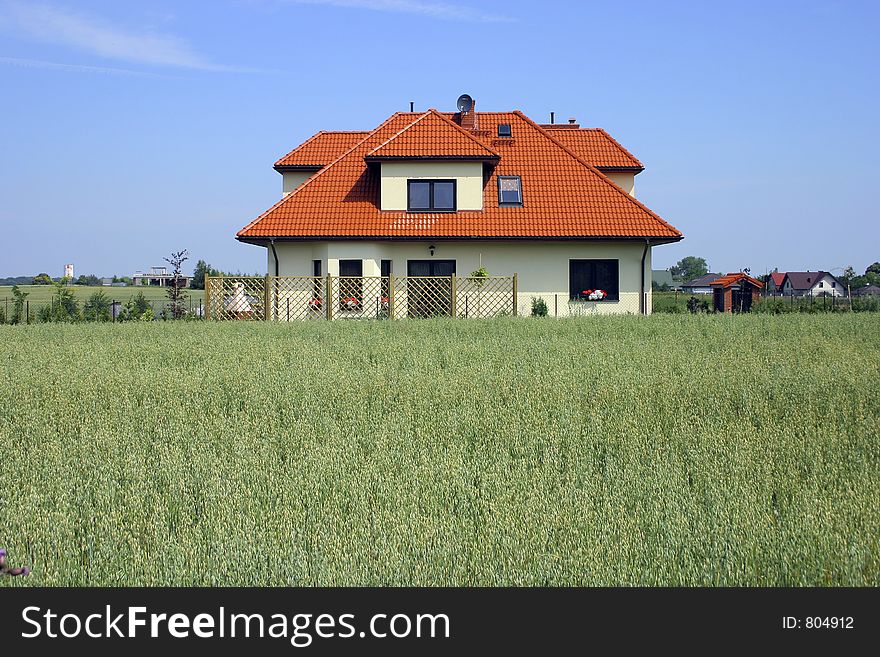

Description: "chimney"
550 111 555 124
568 117 576 124
460 99 478 131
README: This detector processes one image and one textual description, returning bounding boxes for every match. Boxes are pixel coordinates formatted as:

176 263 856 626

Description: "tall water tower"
64 264 74 279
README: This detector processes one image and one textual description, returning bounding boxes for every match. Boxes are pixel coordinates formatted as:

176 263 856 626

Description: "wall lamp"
428 244 436 256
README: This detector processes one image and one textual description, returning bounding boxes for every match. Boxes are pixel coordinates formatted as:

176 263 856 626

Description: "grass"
1 315 878 586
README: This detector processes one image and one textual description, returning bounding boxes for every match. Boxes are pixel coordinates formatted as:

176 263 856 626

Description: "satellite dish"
456 94 474 113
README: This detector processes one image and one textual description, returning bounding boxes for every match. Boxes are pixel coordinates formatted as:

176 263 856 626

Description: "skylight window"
498 176 522 206
497 123 512 137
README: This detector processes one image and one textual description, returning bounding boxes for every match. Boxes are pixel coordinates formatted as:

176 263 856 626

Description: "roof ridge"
238 116 406 237
273 130 330 168
365 109 501 159
365 111 432 156
518 111 679 238
426 108 502 157
592 128 644 169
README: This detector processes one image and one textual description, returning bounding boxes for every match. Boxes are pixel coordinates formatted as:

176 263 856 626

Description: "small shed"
708 273 764 313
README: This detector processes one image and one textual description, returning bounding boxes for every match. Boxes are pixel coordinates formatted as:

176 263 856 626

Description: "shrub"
83 290 112 322
118 291 152 321
10 285 28 325
530 297 548 317
41 280 81 322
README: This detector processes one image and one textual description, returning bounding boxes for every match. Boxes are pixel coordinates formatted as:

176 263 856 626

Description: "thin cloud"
0 2 249 72
0 55 168 77
286 0 514 23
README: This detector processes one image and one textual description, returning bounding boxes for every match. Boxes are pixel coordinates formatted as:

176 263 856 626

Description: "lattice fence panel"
456 276 514 318
269 276 325 321
206 277 266 320
395 276 454 319
329 276 390 320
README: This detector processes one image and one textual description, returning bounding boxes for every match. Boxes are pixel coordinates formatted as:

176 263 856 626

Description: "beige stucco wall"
267 240 653 315
379 161 484 211
282 171 315 196
604 172 635 197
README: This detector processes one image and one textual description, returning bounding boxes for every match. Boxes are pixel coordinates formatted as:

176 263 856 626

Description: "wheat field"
1 315 877 586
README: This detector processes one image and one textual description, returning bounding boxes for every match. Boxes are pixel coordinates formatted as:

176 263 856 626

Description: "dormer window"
498 176 523 206
407 180 456 212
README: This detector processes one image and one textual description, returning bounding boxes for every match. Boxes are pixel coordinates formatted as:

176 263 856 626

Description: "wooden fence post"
325 275 333 321
264 274 271 321
450 275 457 318
388 274 395 320
512 273 518 316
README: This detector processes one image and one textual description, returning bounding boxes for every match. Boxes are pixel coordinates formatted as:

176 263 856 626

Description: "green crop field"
0 285 205 316
1 315 878 586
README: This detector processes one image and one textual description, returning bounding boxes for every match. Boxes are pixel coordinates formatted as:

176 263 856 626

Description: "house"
708 272 763 312
681 273 722 295
853 284 880 297
766 272 786 295
652 270 681 291
236 96 683 316
133 266 190 288
780 271 843 297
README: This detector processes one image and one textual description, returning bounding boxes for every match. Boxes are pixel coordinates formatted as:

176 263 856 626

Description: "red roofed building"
238 96 683 315
708 273 764 312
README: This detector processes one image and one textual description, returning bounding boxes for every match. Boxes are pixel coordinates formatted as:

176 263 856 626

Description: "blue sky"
0 0 877 279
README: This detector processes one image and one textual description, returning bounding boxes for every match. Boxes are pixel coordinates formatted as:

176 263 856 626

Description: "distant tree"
840 266 856 289
669 256 709 282
191 259 220 290
866 262 880 276
83 290 111 321
164 249 190 319
32 273 52 285
75 274 102 286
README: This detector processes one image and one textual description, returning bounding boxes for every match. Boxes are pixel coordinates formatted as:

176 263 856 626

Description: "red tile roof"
366 111 500 161
769 272 785 287
239 109 681 241
274 131 368 169
542 127 644 170
709 273 764 289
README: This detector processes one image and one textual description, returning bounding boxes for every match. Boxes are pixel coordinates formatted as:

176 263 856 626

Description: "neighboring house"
853 285 880 297
101 277 113 286
652 270 681 291
681 273 722 295
133 266 190 288
766 272 786 294
780 271 843 297
236 96 683 315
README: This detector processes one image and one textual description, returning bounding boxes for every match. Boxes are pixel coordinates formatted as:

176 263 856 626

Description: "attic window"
408 179 456 212
498 176 522 206
497 123 512 138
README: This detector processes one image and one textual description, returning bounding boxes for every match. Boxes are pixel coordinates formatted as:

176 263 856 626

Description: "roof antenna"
550 111 555 124
410 101 414 112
